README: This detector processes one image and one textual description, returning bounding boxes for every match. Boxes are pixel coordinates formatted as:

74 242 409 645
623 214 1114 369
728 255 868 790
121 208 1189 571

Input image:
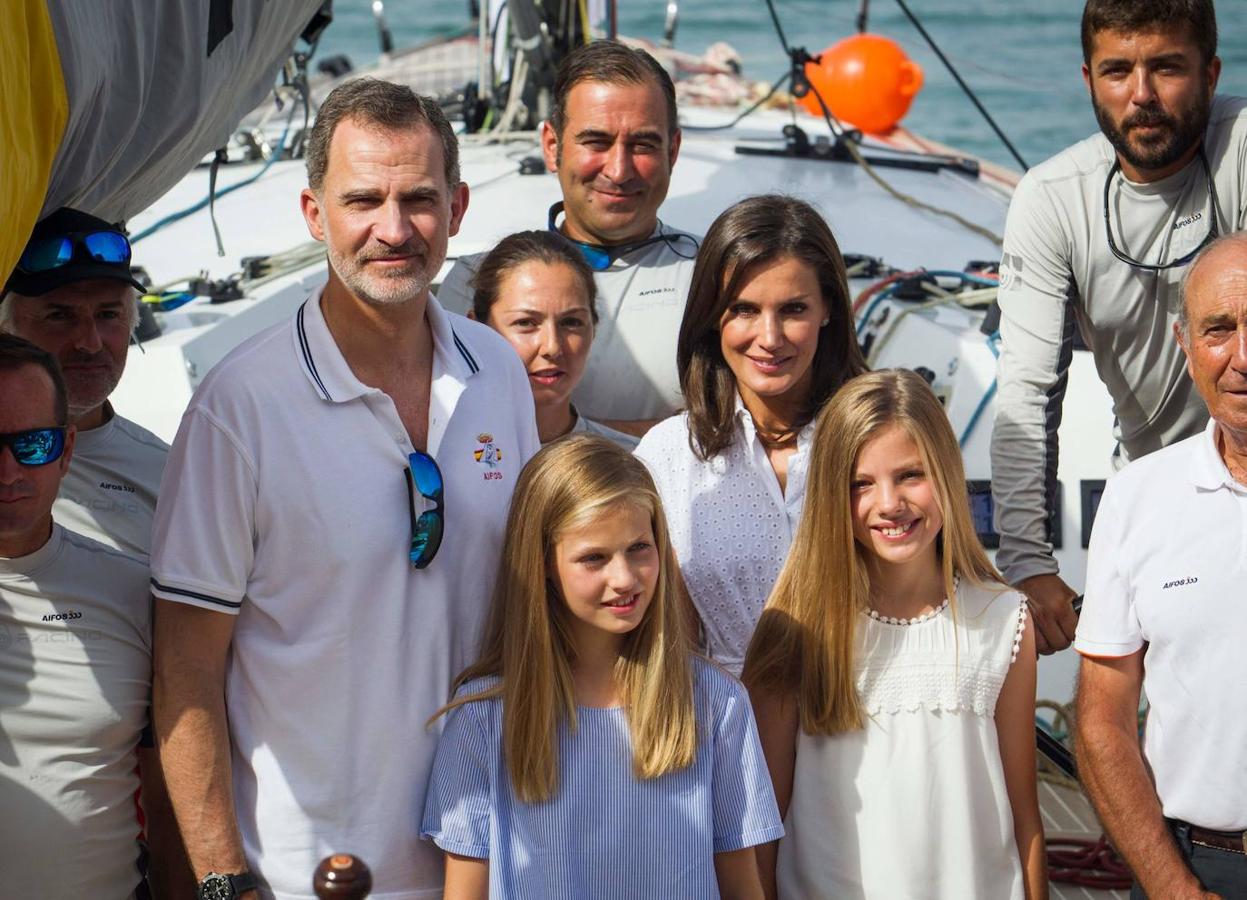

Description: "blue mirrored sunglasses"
17 230 132 274
405 450 444 569
0 428 67 466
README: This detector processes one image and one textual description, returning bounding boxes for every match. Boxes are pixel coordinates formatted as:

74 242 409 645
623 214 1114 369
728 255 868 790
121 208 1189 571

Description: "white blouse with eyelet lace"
777 580 1030 900
633 404 813 676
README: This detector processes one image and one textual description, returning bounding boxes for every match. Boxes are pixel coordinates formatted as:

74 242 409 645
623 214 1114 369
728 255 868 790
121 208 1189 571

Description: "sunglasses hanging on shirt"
546 202 698 271
1103 147 1221 272
405 450 444 569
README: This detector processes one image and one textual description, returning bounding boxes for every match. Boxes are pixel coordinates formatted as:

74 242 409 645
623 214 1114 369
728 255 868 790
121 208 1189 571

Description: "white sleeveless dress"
776 580 1028 900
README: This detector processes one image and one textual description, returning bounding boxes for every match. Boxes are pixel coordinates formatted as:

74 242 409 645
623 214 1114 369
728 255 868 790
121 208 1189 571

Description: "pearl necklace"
867 576 958 626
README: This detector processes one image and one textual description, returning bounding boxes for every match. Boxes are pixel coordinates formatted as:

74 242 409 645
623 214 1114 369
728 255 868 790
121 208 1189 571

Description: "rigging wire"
681 70 792 132
131 99 299 246
892 0 1029 171
808 79 1004 245
759 0 1004 246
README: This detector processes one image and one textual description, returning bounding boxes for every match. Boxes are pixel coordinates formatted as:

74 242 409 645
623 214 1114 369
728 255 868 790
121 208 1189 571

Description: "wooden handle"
313 854 372 899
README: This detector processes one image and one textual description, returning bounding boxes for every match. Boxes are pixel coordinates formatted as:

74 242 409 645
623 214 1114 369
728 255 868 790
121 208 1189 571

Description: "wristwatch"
197 871 260 899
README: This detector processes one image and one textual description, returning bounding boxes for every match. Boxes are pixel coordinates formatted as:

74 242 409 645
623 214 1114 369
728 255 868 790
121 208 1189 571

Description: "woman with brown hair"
469 230 638 449
634 195 866 674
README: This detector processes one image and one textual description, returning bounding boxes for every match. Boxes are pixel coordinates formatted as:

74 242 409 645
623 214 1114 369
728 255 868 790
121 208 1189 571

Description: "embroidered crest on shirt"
474 433 504 480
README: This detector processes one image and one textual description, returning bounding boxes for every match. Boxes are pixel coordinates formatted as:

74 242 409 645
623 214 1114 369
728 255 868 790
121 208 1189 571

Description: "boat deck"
1042 775 1130 899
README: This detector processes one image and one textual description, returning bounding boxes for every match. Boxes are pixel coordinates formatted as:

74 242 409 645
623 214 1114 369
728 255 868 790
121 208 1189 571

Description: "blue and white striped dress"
421 657 783 899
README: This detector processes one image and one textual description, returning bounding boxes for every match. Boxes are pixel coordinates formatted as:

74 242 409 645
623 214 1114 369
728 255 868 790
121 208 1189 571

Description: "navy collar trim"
452 329 480 375
297 301 333 402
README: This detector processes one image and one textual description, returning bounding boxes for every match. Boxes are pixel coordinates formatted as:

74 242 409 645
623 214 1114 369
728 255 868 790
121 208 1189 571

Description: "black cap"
5 207 146 297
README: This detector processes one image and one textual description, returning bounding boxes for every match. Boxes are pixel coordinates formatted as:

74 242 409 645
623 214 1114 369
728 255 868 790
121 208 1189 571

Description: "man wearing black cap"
1 207 168 558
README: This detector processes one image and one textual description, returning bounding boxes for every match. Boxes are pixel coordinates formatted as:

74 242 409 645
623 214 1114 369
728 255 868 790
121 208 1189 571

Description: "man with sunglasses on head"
437 40 699 433
1 207 168 559
150 78 539 900
991 0 1247 655
0 334 180 897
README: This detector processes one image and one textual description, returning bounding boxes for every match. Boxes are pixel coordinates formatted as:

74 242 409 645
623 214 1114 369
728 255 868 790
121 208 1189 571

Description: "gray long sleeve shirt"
991 94 1247 584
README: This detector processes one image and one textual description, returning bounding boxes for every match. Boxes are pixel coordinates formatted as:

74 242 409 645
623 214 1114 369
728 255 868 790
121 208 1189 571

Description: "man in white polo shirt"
1075 232 1247 899
2 207 168 558
151 79 539 900
437 40 699 429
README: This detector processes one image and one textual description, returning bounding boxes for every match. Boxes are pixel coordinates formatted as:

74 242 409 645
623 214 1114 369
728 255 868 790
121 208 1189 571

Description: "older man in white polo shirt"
1075 231 1247 900
151 79 539 900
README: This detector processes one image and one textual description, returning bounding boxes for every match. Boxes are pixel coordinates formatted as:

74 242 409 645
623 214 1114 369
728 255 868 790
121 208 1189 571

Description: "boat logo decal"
1161 576 1199 590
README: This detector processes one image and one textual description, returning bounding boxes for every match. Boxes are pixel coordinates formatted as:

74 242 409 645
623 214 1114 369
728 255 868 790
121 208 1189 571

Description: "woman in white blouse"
634 195 867 674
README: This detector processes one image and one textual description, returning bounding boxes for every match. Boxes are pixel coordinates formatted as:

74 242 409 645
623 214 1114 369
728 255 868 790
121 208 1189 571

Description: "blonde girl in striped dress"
422 435 782 899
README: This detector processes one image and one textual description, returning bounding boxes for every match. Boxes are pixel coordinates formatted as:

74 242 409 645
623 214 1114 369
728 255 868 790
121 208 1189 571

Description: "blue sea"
314 0 1247 171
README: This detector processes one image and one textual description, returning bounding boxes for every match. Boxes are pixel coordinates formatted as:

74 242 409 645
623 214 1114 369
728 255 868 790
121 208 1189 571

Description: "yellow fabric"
0 1 67 283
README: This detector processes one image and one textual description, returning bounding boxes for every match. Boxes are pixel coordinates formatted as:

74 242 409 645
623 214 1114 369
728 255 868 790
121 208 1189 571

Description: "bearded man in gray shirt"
991 0 1247 653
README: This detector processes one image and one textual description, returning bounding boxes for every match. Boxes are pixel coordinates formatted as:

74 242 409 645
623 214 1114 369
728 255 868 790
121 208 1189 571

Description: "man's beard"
62 351 123 419
1094 84 1212 175
327 243 432 307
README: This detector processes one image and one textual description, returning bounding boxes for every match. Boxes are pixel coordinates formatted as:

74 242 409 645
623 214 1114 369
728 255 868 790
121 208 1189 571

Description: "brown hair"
435 435 698 803
470 231 598 324
549 40 678 140
678 194 868 460
304 77 461 192
742 370 1003 735
0 333 69 425
1081 0 1217 65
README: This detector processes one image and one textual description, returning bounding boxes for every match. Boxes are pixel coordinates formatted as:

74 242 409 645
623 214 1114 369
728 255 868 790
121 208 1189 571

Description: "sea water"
315 0 1247 171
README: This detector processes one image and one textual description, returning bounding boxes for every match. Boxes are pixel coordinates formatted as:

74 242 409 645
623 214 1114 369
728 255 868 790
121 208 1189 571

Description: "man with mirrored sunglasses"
1 206 169 559
0 334 185 897
437 40 700 433
991 0 1247 655
150 78 539 900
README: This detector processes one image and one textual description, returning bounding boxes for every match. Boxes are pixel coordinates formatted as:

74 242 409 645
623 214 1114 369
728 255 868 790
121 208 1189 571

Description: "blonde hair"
741 369 1000 735
439 434 698 802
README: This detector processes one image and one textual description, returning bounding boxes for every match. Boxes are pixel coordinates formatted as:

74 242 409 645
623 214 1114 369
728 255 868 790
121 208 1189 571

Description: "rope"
1047 835 1134 890
835 128 1004 246
759 0 1008 246
682 70 792 132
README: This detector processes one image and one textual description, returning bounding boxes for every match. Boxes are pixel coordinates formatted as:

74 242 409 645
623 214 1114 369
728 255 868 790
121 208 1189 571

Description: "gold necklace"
753 421 801 449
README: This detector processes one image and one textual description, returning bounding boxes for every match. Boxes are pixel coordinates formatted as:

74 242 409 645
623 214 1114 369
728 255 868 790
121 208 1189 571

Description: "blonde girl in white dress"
743 369 1048 900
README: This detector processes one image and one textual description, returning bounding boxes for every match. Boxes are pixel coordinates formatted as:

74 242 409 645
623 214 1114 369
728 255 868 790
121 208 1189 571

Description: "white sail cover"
44 0 324 224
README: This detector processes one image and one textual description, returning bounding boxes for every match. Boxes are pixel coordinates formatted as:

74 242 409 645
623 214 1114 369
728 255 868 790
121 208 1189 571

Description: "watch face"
198 873 233 900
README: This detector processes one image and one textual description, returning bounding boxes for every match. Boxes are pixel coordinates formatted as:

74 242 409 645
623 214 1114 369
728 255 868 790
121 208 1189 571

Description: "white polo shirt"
438 222 699 421
0 525 151 899
1076 420 1247 831
55 405 168 558
150 290 540 900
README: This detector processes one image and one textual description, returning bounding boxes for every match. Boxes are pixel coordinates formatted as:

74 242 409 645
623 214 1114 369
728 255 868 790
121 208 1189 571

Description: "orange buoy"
800 34 925 135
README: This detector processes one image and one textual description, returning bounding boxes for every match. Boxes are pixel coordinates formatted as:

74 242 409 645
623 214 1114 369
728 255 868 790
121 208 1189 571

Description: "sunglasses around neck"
545 202 697 271
1103 147 1221 272
0 428 67 466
